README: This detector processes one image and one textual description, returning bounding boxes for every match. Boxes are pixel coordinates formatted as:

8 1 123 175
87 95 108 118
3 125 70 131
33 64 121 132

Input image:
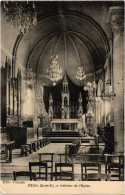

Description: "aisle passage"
1 143 66 180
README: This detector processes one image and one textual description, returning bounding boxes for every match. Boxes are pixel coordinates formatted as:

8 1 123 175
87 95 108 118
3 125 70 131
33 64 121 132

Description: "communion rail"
65 144 105 163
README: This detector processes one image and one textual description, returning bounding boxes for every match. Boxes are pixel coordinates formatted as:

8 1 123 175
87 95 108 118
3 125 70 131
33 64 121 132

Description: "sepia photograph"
0 0 124 194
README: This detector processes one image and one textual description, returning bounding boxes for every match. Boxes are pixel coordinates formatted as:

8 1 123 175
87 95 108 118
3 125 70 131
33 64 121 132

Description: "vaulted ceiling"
25 12 109 73
2 1 116 86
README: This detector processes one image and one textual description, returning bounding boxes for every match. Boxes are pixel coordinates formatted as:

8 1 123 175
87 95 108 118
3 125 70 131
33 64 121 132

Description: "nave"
1 142 124 181
1 1 124 183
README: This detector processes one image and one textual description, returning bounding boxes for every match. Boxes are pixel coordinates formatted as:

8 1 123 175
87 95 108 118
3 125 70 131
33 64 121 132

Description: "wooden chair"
104 154 124 181
81 162 101 181
53 163 74 181
38 153 54 180
57 153 66 163
13 171 36 180
85 173 111 181
29 162 47 180
108 163 124 181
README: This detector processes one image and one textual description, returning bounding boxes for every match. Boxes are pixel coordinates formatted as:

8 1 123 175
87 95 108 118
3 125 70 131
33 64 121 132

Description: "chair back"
85 173 111 181
13 171 36 180
29 162 47 180
108 163 124 181
104 154 124 181
81 162 101 181
38 153 54 180
54 163 74 181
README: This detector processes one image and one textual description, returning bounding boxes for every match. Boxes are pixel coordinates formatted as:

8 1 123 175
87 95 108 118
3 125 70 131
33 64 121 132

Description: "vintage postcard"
0 0 124 194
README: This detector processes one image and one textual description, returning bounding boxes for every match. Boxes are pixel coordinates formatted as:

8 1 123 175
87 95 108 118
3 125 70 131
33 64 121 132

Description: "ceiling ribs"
64 32 67 71
37 11 110 53
67 33 82 67
26 31 59 69
51 32 63 56
14 11 109 71
69 33 95 72
68 30 104 67
36 33 59 74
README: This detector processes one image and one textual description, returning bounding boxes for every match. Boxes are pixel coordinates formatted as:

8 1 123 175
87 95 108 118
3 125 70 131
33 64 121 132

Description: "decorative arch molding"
12 33 23 77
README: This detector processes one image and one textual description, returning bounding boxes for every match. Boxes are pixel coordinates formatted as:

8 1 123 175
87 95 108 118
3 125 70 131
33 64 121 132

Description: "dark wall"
7 127 35 148
7 127 27 148
104 126 114 153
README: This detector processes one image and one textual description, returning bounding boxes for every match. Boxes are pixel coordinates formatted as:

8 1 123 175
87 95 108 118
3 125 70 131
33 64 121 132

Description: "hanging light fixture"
47 55 62 86
3 1 37 34
76 66 86 86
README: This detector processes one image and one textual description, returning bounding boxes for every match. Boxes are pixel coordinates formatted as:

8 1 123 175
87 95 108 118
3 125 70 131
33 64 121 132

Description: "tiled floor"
1 143 106 181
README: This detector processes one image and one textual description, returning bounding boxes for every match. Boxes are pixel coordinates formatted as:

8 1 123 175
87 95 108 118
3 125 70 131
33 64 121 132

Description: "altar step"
43 134 95 143
44 131 82 137
49 138 90 143
50 138 105 144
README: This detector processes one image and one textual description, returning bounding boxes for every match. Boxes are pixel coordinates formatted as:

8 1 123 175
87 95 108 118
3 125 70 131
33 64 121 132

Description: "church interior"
1 1 124 181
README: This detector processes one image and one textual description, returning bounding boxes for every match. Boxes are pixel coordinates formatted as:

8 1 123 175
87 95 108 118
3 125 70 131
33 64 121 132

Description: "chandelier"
76 66 86 86
3 1 37 34
47 55 62 86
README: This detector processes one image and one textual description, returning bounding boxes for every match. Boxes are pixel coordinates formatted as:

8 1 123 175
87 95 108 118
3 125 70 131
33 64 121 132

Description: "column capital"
108 6 124 33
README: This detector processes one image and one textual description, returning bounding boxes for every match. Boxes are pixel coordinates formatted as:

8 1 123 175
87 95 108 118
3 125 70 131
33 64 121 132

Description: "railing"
65 144 105 163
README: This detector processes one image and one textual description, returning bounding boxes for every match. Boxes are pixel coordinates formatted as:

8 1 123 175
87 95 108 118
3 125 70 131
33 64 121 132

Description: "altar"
51 119 78 131
48 74 96 136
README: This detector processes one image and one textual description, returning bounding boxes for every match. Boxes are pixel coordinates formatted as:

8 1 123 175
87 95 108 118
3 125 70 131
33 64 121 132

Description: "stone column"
110 96 114 125
14 94 17 116
109 6 124 154
100 100 103 127
96 99 100 127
